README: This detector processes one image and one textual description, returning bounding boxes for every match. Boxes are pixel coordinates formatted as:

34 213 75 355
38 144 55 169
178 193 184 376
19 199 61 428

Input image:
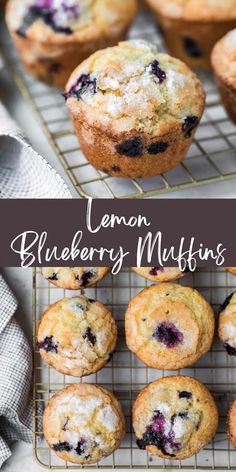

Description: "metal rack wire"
2 12 236 199
33 267 236 469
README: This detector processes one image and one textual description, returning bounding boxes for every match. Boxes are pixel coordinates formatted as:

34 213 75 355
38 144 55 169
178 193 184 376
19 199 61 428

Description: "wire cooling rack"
2 11 236 199
33 267 236 470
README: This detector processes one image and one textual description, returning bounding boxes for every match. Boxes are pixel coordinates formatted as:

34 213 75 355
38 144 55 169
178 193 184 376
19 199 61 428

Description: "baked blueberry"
53 441 72 452
75 439 87 455
64 74 97 100
183 37 202 58
38 336 58 353
80 270 96 287
153 322 184 348
149 267 164 276
179 391 192 399
116 138 143 158
220 293 234 312
182 116 199 138
83 327 96 346
147 141 169 155
225 343 236 356
149 59 166 84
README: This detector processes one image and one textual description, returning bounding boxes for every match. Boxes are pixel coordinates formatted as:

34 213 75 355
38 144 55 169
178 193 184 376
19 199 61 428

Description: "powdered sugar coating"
43 384 125 464
66 40 205 133
37 295 117 377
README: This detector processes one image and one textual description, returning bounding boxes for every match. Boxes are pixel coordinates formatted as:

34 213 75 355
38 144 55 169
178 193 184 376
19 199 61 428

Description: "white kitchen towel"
0 274 32 468
0 102 71 198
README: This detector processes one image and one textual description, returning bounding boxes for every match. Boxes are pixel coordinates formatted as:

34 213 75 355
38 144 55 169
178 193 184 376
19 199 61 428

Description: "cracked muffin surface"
41 267 110 289
219 291 236 356
37 295 117 376
125 283 214 370
65 40 205 178
132 267 187 282
43 383 125 464
133 376 218 460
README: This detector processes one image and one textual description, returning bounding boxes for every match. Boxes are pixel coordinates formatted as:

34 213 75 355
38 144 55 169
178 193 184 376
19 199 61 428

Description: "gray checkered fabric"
0 103 71 199
0 275 32 467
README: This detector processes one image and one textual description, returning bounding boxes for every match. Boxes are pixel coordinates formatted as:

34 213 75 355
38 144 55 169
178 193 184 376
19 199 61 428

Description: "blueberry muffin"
43 383 125 464
146 0 236 69
133 376 218 460
6 0 137 87
218 291 236 356
226 267 236 276
212 29 236 123
37 295 117 376
228 399 236 447
132 267 187 283
41 267 109 289
64 40 205 178
125 283 214 370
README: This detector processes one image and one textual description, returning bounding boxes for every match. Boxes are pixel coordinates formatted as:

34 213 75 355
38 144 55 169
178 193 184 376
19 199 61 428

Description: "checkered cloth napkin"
0 274 32 467
0 102 71 198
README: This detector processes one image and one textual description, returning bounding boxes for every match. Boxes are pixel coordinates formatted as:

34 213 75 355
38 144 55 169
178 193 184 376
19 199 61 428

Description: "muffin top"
133 376 218 460
7 0 137 42
146 0 236 21
132 267 186 282
219 291 236 356
37 295 117 376
212 29 236 88
65 40 205 135
125 283 214 370
41 267 110 289
43 383 125 464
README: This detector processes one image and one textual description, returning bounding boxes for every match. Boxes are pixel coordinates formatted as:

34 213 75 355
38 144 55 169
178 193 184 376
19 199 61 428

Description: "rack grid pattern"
2 11 236 199
33 267 236 469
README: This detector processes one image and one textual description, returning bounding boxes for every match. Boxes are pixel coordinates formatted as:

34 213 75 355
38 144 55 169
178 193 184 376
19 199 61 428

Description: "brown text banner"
0 199 234 270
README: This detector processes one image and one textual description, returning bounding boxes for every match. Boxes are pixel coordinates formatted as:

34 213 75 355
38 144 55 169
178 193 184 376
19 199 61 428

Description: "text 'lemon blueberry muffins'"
219 291 236 356
212 29 236 123
6 0 137 87
43 383 125 464
132 266 188 283
133 376 218 460
64 40 205 178
42 266 110 289
146 0 236 69
37 295 117 377
125 283 215 370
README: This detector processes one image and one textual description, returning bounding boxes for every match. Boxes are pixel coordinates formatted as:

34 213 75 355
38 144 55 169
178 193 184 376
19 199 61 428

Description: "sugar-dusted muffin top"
133 376 218 460
147 0 236 21
43 383 125 464
212 29 236 88
132 267 186 282
42 267 110 289
7 0 137 41
37 296 117 376
219 291 236 356
65 40 205 135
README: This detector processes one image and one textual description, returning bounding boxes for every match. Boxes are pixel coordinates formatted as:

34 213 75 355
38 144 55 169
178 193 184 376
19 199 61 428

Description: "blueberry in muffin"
146 0 236 69
132 267 188 283
133 376 218 460
6 0 137 86
37 295 117 376
41 267 110 289
64 40 205 178
125 283 215 370
219 291 236 356
43 383 125 464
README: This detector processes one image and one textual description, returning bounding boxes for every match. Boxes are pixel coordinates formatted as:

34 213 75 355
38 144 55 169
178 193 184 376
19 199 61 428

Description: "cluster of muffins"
37 266 236 464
